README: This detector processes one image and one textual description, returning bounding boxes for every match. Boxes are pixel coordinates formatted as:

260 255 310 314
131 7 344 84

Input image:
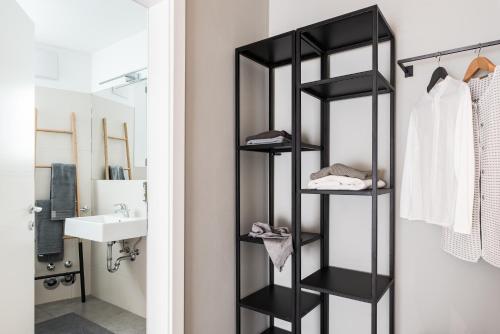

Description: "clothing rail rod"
397 39 500 77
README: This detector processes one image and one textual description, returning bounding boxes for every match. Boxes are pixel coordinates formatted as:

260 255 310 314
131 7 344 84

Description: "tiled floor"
35 296 146 334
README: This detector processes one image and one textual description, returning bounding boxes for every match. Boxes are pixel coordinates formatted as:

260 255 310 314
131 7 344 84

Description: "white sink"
65 215 147 242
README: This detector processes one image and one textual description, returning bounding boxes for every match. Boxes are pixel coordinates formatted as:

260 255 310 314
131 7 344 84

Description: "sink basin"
65 215 147 242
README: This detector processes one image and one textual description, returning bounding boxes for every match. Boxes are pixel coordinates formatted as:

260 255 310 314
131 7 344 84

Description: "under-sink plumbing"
106 238 141 273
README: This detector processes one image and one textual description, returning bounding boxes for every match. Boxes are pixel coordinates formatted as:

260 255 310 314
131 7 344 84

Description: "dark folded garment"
51 163 76 220
36 200 64 263
245 130 292 142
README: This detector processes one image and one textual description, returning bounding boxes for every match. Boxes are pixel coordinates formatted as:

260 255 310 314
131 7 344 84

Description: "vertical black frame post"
320 52 330 334
268 66 275 329
370 8 379 334
78 240 86 303
389 25 396 334
235 50 241 334
292 30 301 334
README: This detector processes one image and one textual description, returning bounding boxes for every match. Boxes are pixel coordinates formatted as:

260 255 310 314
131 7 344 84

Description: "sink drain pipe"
107 238 142 273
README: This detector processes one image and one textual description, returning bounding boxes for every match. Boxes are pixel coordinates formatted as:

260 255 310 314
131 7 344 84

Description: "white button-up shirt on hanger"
400 76 474 234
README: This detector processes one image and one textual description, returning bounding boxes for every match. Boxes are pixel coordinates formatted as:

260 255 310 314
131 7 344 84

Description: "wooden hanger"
463 52 496 82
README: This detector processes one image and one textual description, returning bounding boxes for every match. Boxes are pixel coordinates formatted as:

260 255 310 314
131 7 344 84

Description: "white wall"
269 0 500 333
35 43 92 93
34 87 92 304
92 30 148 92
134 81 148 167
171 0 186 332
93 85 136 107
147 0 186 333
35 33 148 95
185 0 269 333
91 180 147 317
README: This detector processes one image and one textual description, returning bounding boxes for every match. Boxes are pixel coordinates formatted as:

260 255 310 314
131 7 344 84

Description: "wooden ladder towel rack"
102 117 132 180
34 109 86 303
35 110 81 221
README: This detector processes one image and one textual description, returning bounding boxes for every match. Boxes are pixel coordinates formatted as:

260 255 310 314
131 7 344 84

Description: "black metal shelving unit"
235 31 322 334
236 5 395 334
294 6 395 334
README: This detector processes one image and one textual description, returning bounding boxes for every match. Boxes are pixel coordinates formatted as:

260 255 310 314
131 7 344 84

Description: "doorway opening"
16 0 149 332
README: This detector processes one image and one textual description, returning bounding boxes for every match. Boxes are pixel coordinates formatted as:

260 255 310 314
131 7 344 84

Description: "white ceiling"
17 0 147 53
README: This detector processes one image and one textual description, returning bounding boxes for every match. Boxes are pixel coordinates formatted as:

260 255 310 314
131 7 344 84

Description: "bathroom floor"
35 296 146 334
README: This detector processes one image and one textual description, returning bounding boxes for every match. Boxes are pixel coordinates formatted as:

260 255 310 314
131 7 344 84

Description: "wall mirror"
91 69 148 181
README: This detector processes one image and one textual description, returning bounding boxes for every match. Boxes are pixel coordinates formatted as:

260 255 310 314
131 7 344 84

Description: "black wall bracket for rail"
399 64 413 78
398 39 500 78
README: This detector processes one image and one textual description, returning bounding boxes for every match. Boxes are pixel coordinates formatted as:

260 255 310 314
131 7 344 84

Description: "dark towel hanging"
50 163 76 220
108 165 126 180
35 200 64 263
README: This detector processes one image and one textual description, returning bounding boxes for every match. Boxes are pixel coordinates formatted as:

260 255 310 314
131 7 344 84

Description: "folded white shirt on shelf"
307 175 386 191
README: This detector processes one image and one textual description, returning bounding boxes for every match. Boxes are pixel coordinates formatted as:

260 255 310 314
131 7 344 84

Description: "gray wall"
269 0 500 333
185 0 269 333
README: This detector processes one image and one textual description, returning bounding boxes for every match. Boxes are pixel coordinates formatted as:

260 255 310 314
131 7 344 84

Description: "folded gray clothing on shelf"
245 130 291 145
246 136 288 145
310 163 371 180
248 222 293 272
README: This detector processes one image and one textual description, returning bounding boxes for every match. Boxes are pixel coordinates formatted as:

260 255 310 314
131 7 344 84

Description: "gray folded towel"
245 130 292 143
50 163 76 220
311 163 371 180
248 222 293 271
109 165 126 180
35 200 64 263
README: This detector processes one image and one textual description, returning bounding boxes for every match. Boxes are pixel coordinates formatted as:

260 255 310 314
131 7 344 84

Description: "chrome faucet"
114 203 130 218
